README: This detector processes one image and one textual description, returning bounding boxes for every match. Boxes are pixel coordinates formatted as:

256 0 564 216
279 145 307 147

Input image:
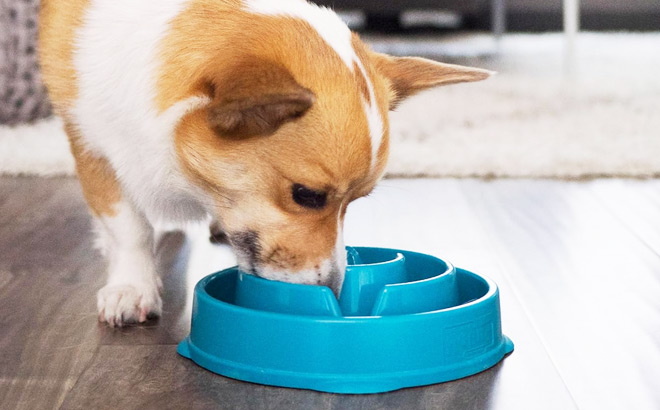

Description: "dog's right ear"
369 52 494 110
206 57 315 139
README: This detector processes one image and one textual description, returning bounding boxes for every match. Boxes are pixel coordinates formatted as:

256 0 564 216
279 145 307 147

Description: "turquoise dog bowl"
177 247 513 394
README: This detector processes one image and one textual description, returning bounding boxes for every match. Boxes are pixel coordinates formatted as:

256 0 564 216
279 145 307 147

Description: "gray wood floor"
1 176 659 410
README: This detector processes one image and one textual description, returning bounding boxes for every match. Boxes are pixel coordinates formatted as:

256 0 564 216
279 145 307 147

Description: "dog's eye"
292 184 327 209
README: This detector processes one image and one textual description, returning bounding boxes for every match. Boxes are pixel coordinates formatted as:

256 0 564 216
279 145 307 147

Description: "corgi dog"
39 0 491 326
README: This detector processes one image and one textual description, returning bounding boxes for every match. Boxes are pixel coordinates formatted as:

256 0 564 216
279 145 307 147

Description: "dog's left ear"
206 56 315 139
370 52 494 109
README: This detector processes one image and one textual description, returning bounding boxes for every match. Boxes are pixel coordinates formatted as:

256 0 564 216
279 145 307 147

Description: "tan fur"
351 34 391 179
352 62 371 105
174 104 363 266
156 0 370 113
38 0 89 111
207 56 316 138
39 0 123 217
370 53 493 109
66 122 122 217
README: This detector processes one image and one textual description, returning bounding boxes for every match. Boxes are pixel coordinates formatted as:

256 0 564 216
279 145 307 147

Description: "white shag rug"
0 116 75 176
1 32 659 178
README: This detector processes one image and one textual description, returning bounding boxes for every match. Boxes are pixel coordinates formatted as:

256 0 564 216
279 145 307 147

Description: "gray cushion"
0 0 52 125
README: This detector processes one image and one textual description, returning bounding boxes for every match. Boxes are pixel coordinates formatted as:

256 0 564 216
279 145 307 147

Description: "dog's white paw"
97 282 162 327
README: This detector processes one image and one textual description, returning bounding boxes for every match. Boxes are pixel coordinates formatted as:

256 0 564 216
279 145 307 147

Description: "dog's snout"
240 250 345 297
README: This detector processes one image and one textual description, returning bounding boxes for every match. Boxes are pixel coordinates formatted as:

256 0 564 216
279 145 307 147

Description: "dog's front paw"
97 282 162 327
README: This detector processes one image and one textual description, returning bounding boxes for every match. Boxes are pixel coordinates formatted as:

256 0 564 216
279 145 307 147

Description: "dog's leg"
93 201 162 327
66 123 162 327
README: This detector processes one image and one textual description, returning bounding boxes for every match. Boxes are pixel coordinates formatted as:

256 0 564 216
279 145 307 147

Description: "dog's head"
174 11 490 295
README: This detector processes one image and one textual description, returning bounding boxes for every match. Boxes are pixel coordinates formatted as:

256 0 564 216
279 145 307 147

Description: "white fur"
258 257 337 288
354 59 384 168
72 0 210 224
71 0 211 325
244 0 385 167
96 201 162 326
334 215 347 293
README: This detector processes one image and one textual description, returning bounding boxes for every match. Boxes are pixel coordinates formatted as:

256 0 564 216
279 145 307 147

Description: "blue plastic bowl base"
177 247 514 394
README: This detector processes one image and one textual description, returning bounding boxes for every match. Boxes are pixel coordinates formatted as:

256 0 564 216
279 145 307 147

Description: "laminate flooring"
1 177 658 410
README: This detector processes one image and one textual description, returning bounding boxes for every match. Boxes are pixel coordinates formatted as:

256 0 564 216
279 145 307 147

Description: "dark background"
316 0 660 31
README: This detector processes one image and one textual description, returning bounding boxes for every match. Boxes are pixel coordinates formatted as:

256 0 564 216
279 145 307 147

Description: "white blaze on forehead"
245 0 354 69
244 0 384 168
354 59 384 167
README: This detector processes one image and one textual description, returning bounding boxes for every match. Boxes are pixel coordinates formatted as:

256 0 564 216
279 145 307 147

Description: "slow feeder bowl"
177 247 514 394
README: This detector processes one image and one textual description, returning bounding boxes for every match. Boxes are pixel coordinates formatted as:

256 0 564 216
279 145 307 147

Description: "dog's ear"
370 52 494 109
206 57 315 138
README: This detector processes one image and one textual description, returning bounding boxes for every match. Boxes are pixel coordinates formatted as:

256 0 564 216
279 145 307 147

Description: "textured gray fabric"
0 0 51 125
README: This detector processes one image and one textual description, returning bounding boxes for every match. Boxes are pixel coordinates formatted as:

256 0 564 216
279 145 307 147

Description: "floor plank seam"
55 342 103 410
590 188 660 261
100 341 183 346
462 187 582 410
477 241 582 410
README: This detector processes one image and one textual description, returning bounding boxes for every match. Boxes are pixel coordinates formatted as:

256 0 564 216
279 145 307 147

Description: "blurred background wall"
315 0 660 31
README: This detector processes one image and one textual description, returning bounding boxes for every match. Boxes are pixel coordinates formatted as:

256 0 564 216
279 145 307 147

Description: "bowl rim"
346 250 404 267
196 266 498 323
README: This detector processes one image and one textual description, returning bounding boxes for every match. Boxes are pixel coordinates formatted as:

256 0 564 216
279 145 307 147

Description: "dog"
39 0 491 327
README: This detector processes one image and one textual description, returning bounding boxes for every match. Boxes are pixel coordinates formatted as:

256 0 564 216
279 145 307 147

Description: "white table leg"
492 0 506 41
563 0 580 78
